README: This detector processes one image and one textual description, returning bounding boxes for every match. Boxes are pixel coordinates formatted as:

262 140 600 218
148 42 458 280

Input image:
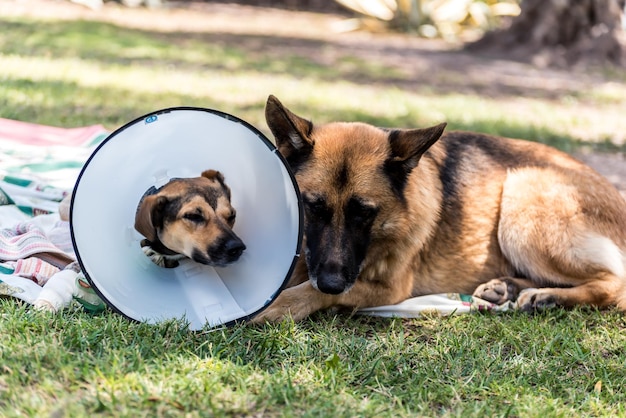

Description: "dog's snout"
225 238 246 260
315 263 349 295
203 235 246 266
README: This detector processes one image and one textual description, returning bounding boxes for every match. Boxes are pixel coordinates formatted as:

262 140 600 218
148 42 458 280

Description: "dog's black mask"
303 194 378 294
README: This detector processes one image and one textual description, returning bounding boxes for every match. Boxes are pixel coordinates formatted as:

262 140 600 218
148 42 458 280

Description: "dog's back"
417 131 626 308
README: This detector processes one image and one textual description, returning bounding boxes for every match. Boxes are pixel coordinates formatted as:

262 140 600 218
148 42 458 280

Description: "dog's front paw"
251 296 305 324
473 278 518 305
251 305 292 324
141 244 183 268
516 289 557 311
250 284 326 324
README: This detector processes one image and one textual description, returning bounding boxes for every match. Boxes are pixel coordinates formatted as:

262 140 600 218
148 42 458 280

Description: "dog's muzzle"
312 262 353 295
194 236 246 267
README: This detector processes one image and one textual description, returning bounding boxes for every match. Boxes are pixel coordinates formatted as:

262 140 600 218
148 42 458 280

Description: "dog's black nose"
202 237 247 266
224 239 246 261
316 276 346 294
315 263 349 294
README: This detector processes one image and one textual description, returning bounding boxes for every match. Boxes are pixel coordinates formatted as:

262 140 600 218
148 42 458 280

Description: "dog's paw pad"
473 279 515 304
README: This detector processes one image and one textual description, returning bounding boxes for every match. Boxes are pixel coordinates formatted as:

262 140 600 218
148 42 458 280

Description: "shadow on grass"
0 77 258 128
3 76 624 153
0 18 603 103
284 102 626 153
2 16 623 153
0 19 395 85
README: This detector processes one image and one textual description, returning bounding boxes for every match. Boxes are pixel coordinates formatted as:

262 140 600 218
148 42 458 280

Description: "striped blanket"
0 117 107 312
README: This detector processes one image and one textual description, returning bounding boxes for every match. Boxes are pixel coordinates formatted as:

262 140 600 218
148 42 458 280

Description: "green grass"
3 300 626 417
2 7 626 417
1 15 625 150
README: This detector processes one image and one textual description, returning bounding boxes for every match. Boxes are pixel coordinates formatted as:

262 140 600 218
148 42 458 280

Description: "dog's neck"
146 238 180 256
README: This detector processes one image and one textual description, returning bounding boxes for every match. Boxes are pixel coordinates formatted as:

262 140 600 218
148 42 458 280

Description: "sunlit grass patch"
3 51 623 151
3 300 626 417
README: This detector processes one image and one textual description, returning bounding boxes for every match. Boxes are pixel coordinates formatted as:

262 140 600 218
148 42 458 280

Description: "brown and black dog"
135 170 245 268
253 95 626 323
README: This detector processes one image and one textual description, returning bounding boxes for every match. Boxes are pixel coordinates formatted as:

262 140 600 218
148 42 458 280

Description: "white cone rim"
69 107 303 330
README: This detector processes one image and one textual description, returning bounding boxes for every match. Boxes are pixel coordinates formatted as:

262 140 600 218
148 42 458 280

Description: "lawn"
3 299 626 417
1 1 626 417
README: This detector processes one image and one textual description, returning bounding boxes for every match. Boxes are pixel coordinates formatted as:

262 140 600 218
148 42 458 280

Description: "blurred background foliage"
73 0 522 41
334 0 521 40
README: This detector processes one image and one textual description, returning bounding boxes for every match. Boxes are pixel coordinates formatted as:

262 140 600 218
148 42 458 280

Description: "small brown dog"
135 170 245 268
253 95 626 323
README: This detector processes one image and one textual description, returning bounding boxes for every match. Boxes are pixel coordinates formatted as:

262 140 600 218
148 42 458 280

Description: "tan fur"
135 170 245 268
253 95 626 323
158 195 224 257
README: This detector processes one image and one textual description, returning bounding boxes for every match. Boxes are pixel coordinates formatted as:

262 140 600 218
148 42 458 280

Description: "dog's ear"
201 169 225 185
201 169 231 199
387 123 447 168
134 194 167 242
265 95 314 168
385 123 447 195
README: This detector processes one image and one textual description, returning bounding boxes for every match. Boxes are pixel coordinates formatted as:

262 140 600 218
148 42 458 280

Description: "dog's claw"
516 289 557 311
250 307 293 324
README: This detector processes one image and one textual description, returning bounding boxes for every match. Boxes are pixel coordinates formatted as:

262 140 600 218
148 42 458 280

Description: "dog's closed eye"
183 212 205 223
303 195 332 221
346 198 378 224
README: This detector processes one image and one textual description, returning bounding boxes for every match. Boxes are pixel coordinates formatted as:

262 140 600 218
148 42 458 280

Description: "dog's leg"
497 167 626 310
516 273 625 310
472 277 535 305
252 263 415 323
251 281 335 323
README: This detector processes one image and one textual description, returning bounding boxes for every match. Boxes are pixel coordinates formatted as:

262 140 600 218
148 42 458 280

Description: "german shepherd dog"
253 95 626 323
135 170 246 268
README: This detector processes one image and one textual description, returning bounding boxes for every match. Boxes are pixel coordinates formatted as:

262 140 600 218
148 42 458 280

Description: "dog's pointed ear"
385 123 447 196
387 123 447 168
134 194 167 242
265 95 314 167
201 169 231 199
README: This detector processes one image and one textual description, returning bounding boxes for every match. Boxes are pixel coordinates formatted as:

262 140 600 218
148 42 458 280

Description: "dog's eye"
346 198 378 224
304 196 331 220
226 212 236 224
183 213 204 223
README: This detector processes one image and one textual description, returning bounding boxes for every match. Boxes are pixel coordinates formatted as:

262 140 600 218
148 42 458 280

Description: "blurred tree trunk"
467 0 626 67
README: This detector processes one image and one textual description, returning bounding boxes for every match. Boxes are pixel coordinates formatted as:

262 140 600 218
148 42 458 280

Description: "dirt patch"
2 0 625 198
575 152 626 199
